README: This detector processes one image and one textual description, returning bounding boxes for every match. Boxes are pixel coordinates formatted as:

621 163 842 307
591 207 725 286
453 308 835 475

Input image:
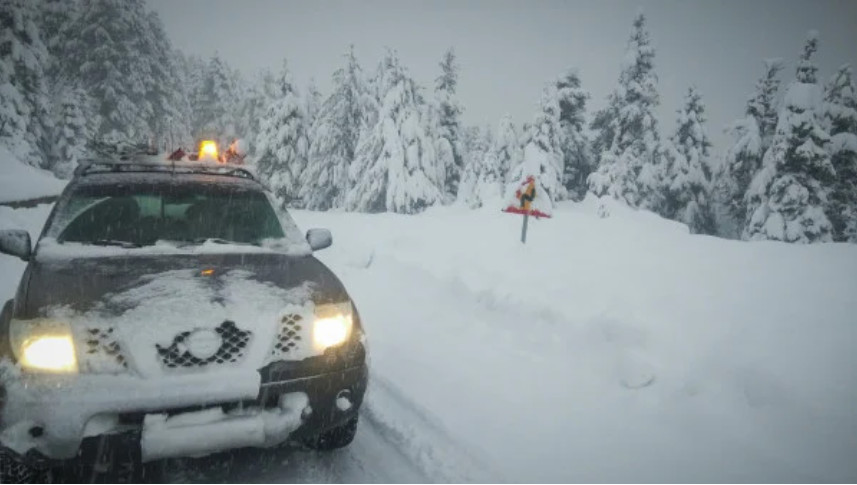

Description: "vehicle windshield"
45 182 286 247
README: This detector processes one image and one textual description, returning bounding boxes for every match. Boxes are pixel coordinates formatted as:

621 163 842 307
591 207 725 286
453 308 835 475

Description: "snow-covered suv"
0 159 368 482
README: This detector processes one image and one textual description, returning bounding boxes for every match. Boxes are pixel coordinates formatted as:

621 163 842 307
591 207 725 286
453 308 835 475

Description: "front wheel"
0 448 51 484
304 416 358 451
52 435 151 483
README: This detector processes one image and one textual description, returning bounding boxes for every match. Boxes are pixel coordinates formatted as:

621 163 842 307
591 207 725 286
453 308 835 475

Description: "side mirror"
306 229 332 251
0 230 32 261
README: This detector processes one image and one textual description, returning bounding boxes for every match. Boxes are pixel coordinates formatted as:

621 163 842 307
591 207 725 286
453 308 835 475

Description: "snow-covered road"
2 200 856 482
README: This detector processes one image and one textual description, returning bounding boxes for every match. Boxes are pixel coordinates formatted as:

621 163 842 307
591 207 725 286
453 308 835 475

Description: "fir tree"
823 64 857 242
39 0 80 59
139 10 190 150
50 85 92 178
663 86 715 234
587 12 664 212
237 68 277 152
506 84 566 208
191 55 240 146
304 78 322 130
714 59 784 237
589 92 619 161
744 32 835 243
0 0 52 168
346 50 442 214
458 126 503 209
493 113 522 184
255 60 309 209
435 48 464 202
555 69 590 201
301 46 373 210
56 0 189 147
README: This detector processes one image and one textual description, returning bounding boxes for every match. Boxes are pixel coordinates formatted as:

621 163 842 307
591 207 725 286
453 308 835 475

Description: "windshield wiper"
89 239 142 248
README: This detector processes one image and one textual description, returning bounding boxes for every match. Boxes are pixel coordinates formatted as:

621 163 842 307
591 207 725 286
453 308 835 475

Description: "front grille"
271 313 304 359
156 321 251 369
80 327 128 373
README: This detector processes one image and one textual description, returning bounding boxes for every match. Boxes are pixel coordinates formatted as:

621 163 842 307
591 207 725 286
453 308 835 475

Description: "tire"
304 416 359 451
0 448 50 484
52 435 153 484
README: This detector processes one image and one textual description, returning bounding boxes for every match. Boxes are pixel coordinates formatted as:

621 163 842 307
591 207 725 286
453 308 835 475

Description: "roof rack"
73 159 258 182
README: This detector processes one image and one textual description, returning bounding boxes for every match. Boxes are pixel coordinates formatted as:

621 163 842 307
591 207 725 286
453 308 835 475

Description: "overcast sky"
150 0 857 152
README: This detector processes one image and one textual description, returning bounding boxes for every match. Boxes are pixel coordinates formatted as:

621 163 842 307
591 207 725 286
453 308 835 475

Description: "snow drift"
0 146 67 204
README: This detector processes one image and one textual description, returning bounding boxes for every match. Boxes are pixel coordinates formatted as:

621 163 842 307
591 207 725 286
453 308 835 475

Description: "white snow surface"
1 200 856 481
291 198 857 483
0 146 66 203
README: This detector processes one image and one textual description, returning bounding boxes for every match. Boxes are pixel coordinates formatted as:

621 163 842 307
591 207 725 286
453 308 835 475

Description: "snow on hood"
45 268 316 376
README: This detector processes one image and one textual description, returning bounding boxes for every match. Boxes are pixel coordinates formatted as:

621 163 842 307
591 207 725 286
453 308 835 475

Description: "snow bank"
292 198 857 482
0 146 66 203
0 204 52 302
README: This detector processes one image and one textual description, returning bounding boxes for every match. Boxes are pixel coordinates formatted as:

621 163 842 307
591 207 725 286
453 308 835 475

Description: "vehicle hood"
22 252 348 318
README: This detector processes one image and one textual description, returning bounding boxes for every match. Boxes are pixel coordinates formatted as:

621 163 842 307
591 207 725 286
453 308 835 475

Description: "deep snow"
1 196 856 482
292 196 857 483
0 147 66 203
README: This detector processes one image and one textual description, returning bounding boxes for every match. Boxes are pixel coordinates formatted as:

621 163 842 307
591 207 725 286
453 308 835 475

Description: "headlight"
313 301 353 351
9 319 78 373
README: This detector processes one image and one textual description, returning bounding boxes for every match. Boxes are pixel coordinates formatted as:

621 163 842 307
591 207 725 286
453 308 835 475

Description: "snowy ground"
0 147 66 204
1 198 856 482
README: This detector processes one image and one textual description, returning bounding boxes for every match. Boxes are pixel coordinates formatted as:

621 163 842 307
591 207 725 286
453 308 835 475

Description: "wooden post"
521 213 529 244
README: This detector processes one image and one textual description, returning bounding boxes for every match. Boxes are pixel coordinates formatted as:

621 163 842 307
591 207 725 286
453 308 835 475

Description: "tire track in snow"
361 374 501 483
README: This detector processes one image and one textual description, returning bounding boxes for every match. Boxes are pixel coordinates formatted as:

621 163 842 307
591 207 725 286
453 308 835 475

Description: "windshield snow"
46 182 285 248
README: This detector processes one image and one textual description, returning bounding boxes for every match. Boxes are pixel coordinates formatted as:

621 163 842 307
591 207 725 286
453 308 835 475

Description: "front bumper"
0 361 367 462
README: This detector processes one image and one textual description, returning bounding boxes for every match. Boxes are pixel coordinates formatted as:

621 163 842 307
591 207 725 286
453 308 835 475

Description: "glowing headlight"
9 319 78 373
313 302 354 351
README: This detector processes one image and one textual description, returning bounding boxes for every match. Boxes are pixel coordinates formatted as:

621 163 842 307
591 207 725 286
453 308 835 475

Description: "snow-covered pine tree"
457 124 481 176
457 126 486 208
39 0 80 59
555 69 590 201
493 113 522 184
823 64 857 242
714 59 784 237
236 68 277 153
587 12 664 212
589 92 619 161
304 78 322 130
663 86 715 234
459 126 503 209
134 10 191 151
191 55 241 146
346 50 442 214
255 60 309 209
56 0 190 148
50 85 92 178
744 32 835 243
300 46 373 210
506 84 566 208
434 48 464 203
0 0 52 168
